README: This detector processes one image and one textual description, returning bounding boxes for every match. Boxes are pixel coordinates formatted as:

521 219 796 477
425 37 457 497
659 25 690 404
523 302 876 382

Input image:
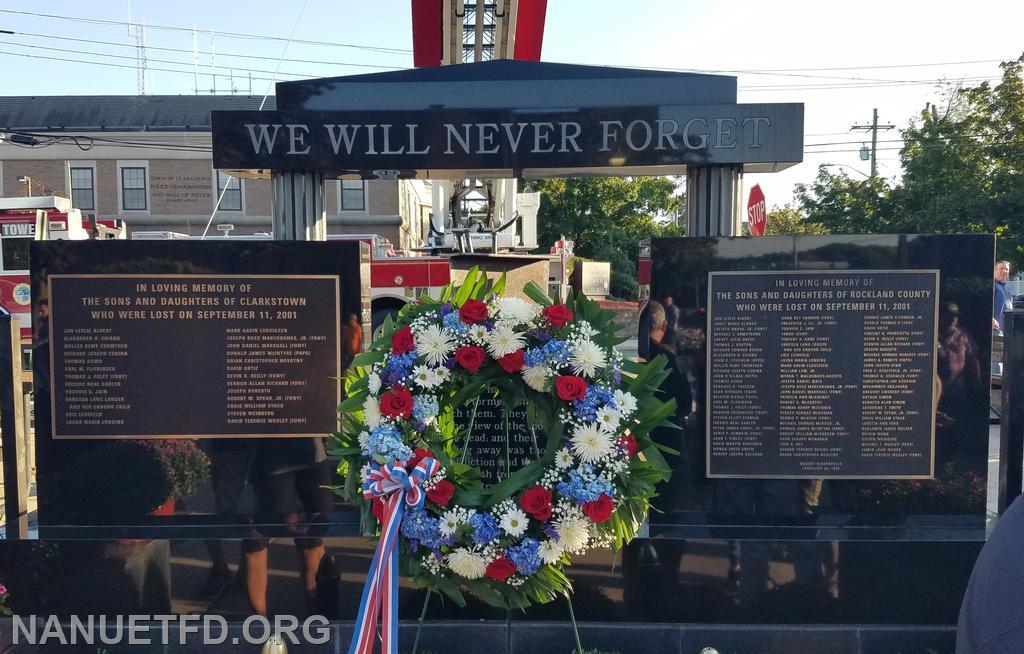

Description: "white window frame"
214 169 244 213
339 179 368 213
67 161 97 212
116 160 150 214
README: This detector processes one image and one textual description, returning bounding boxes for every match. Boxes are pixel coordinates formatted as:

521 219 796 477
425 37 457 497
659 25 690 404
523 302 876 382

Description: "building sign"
48 274 340 439
212 104 803 178
2 223 35 237
150 174 214 208
707 270 939 479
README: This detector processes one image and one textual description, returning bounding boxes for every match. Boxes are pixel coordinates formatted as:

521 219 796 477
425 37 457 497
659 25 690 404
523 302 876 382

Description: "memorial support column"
271 171 327 241
686 164 744 237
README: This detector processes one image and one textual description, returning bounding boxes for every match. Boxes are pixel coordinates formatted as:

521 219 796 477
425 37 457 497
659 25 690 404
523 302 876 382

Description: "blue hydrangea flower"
383 352 417 386
524 347 547 368
556 465 614 503
443 311 469 335
413 395 439 423
469 512 500 544
507 537 542 576
542 339 570 365
401 507 444 549
440 303 454 317
365 425 414 462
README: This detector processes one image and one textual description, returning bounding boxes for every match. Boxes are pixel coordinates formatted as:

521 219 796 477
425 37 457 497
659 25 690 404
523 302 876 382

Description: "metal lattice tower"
127 3 148 95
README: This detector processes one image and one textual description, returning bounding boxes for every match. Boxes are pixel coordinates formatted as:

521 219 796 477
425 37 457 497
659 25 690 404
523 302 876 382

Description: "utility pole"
850 108 895 178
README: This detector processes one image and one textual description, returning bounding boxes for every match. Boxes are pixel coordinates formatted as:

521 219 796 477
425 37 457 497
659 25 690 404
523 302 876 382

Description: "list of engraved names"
49 275 340 438
707 270 938 478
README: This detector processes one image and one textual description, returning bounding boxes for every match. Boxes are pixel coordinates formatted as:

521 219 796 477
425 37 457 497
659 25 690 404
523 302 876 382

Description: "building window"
70 167 95 210
216 171 242 211
2 238 29 271
341 180 366 211
121 167 147 210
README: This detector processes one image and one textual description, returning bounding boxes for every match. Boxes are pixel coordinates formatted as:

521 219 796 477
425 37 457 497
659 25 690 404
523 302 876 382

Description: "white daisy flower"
368 372 381 394
570 422 613 463
431 366 451 385
415 324 456 367
362 396 381 429
497 297 537 324
439 509 463 537
555 447 574 469
595 406 621 432
499 507 530 537
569 340 607 378
468 324 488 344
412 365 437 389
554 516 591 554
447 548 488 579
485 324 526 359
357 431 370 450
538 539 564 565
521 365 550 392
613 390 637 416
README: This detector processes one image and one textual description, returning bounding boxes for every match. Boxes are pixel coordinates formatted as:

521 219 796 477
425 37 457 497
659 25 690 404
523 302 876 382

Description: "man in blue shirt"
993 260 1012 333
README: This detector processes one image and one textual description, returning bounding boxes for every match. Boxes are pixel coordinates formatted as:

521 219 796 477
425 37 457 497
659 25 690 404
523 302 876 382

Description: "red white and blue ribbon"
348 457 441 654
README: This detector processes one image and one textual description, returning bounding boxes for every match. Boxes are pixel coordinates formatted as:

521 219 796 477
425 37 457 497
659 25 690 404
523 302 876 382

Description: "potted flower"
145 440 210 515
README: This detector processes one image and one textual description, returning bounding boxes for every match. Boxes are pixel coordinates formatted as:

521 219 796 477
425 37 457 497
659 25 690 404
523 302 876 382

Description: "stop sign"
747 184 767 236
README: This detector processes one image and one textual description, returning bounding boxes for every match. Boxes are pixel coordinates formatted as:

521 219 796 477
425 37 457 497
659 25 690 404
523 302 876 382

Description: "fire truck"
0 195 124 344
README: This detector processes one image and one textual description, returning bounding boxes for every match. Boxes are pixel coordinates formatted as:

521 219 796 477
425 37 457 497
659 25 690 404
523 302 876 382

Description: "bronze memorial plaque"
48 274 340 439
707 270 939 479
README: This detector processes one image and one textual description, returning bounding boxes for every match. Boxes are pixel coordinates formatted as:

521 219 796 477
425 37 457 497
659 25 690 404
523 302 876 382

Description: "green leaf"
452 267 479 306
351 350 387 368
522 281 553 307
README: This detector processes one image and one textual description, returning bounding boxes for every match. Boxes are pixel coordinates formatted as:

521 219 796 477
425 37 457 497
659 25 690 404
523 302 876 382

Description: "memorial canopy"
212 59 803 181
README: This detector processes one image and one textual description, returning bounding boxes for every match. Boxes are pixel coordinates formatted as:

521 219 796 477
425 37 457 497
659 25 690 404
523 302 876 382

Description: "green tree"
532 177 683 298
794 168 896 234
763 204 828 235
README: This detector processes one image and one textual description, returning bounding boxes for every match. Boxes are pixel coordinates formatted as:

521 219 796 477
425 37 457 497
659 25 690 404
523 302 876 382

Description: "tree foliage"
532 177 683 298
794 53 1024 263
764 204 828 235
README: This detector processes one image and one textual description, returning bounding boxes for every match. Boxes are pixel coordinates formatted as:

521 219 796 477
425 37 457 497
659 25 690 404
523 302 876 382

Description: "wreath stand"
407 397 586 654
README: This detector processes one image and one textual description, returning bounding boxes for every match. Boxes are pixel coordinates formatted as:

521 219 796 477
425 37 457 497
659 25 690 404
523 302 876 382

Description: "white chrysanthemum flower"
497 297 537 324
555 447 574 469
447 548 488 579
499 507 529 537
411 365 436 389
485 324 526 359
569 340 607 378
357 431 370 450
554 516 590 554
363 396 381 429
521 365 550 392
614 390 637 416
570 422 613 463
415 324 456 367
595 406 621 432
468 324 488 344
440 509 462 537
538 539 564 565
368 372 381 394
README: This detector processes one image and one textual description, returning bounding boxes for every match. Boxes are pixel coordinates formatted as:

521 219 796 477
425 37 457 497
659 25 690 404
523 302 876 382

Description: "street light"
16 175 32 196
819 163 870 179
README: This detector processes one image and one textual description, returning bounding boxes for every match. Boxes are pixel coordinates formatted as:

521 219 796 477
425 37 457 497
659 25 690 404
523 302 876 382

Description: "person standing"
342 312 363 371
993 260 1012 333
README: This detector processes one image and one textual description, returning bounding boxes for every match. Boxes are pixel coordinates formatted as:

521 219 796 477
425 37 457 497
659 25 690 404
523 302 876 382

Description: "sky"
1 0 1023 209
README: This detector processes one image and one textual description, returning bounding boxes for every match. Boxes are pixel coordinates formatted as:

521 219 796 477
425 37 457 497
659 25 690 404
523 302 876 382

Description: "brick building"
0 95 431 249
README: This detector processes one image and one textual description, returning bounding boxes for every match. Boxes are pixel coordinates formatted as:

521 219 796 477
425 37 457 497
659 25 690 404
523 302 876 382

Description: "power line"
3 29 403 70
0 8 412 54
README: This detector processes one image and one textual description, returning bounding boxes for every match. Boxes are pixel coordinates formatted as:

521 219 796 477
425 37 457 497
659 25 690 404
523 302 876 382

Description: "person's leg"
242 543 269 616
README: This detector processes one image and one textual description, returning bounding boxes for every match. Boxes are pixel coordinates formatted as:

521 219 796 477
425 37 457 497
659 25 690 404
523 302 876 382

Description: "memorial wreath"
331 269 674 650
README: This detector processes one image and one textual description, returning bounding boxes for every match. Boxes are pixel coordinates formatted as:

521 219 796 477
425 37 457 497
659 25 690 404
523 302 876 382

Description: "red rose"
542 304 574 328
519 485 553 520
582 493 614 523
619 433 639 459
427 479 456 507
407 447 434 469
459 299 489 324
391 325 414 355
371 497 385 523
454 346 486 372
498 349 525 373
485 556 516 581
379 385 414 420
556 375 588 401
